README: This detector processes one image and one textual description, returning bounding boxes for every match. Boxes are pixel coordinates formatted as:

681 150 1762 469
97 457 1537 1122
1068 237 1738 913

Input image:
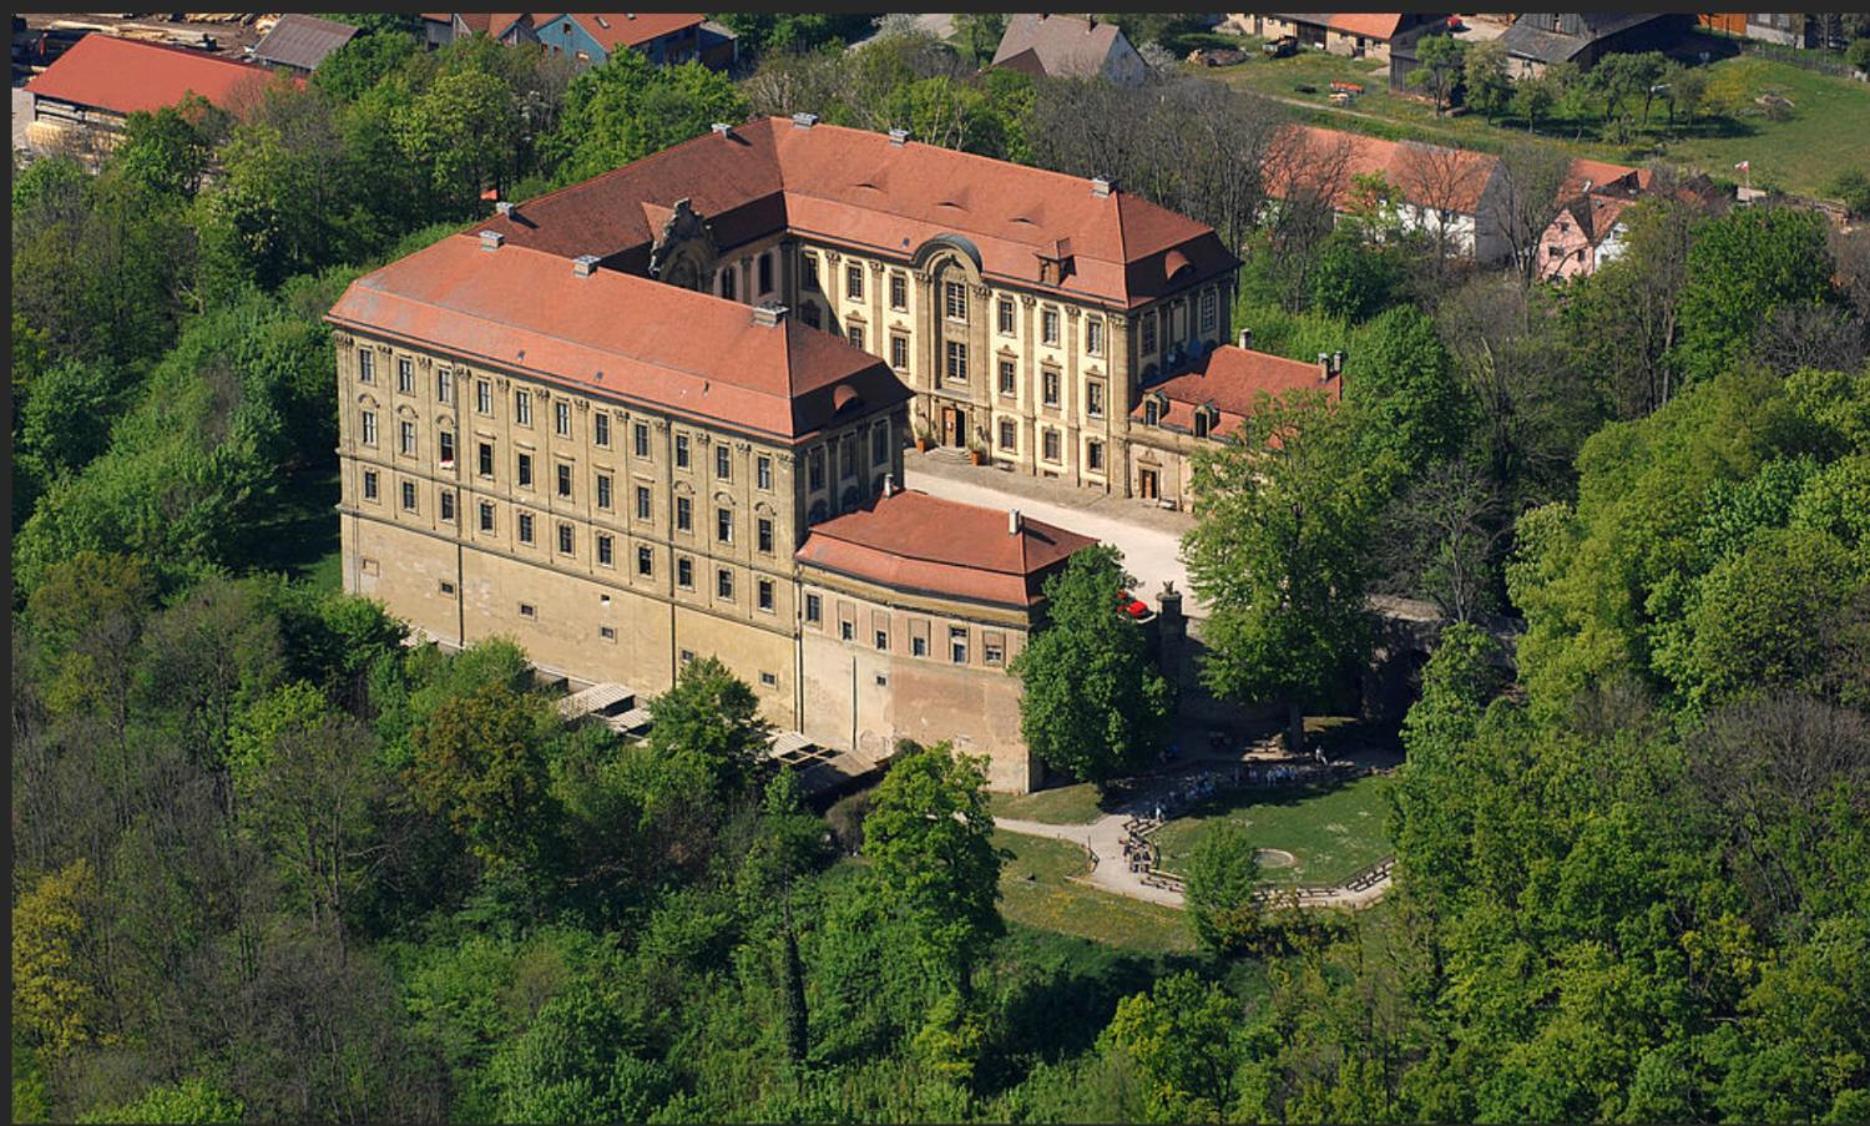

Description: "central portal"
941 405 968 448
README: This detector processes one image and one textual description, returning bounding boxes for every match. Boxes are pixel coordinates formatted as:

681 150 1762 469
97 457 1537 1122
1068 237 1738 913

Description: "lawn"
995 831 1196 955
1151 772 1395 888
1198 40 1870 198
988 782 1109 825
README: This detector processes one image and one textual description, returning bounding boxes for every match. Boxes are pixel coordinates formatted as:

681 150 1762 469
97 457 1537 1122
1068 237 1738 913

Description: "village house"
1127 336 1345 510
1500 12 1694 79
1231 12 1450 64
22 34 276 156
419 12 734 69
476 115 1239 499
990 13 1148 86
327 225 1100 791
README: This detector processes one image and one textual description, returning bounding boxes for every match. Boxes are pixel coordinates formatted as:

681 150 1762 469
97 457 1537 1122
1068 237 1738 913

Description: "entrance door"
942 406 966 447
1139 469 1159 500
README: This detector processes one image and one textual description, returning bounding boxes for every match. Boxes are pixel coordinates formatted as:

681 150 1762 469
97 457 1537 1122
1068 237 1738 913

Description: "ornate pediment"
648 198 718 291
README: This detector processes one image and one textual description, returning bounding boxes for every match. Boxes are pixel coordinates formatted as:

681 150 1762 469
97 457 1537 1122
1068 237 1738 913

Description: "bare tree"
1395 141 1492 278
1753 303 1867 376
1373 459 1510 622
1483 141 1572 282
1260 125 1354 310
1567 197 1695 417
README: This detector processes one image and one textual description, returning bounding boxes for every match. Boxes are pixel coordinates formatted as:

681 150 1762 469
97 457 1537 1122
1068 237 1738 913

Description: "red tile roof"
25 34 279 116
1323 13 1409 39
1271 124 1500 215
483 116 1234 310
1560 157 1643 199
541 12 704 50
326 233 909 442
990 13 1130 79
796 489 1097 609
1132 344 1341 437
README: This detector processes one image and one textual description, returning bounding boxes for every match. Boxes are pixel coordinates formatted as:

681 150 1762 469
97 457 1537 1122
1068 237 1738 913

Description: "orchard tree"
1674 207 1836 384
1409 34 1466 116
1012 544 1173 792
1185 392 1380 752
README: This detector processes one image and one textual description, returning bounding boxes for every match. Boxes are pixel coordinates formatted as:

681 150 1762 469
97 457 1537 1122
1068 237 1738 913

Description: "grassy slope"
995 830 1197 955
1151 772 1396 887
988 782 1110 825
1200 45 1870 197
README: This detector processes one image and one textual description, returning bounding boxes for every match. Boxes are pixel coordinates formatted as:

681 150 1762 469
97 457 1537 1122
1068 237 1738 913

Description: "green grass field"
988 782 1110 825
1198 41 1870 198
995 831 1196 955
1151 772 1395 888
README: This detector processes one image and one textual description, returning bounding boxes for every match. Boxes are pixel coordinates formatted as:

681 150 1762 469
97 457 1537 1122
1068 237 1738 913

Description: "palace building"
471 114 1240 500
328 223 1096 791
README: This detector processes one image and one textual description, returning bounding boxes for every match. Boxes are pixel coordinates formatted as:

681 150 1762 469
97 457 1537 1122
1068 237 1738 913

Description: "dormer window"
1194 406 1215 440
1144 398 1160 427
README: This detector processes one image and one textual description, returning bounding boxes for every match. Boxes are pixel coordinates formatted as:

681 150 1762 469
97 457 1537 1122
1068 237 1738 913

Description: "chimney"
711 122 732 137
888 127 909 146
752 302 788 327
1237 327 1252 349
882 473 895 497
1318 351 1331 381
1090 176 1112 198
791 112 818 129
572 254 600 277
1009 508 1022 535
1333 350 1347 375
479 230 504 251
495 200 515 218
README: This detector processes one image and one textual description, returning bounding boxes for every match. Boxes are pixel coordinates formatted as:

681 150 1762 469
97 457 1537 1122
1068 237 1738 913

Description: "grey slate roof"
1501 12 1669 63
253 14 359 73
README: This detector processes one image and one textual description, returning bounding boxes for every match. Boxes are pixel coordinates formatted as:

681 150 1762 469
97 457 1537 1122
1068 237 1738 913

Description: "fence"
1736 38 1860 79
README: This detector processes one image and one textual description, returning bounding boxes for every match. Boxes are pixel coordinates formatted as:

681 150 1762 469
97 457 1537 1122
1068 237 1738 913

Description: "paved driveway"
902 450 1207 615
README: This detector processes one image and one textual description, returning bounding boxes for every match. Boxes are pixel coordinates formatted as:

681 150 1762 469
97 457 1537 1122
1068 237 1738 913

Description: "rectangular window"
554 400 571 438
439 431 456 466
636 546 653 576
476 379 492 414
997 298 1015 335
357 348 374 383
760 671 778 687
757 517 774 554
998 360 1016 397
912 636 928 657
436 369 452 403
399 420 416 456
716 568 733 600
362 469 379 500
1144 399 1160 427
515 390 532 426
680 648 695 664
758 578 775 612
944 281 967 322
719 266 737 301
1087 381 1105 418
518 512 535 544
890 334 908 371
889 273 907 310
1200 289 1218 335
550 463 569 499
945 341 968 384
801 252 819 291
1140 312 1157 355
841 434 858 480
676 496 692 533
805 593 822 624
950 626 969 664
715 444 731 481
397 356 414 394
440 580 456 597
1042 430 1063 463
1088 439 1105 471
478 441 494 477
401 481 417 511
519 602 537 620
808 448 825 491
871 424 890 466
875 629 889 651
758 252 773 294
360 410 377 446
840 620 854 642
600 625 617 642
633 422 650 458
517 453 533 488
596 473 612 510
716 507 733 544
675 434 690 469
1042 308 1061 346
594 412 610 448
801 303 822 330
846 263 863 300
1086 319 1104 356
1195 410 1213 440
998 419 1015 450
984 637 1005 665
596 533 613 567
557 523 574 556
479 501 494 532
635 486 652 521
1043 370 1061 407
847 325 864 351
756 455 773 491
677 557 694 589
440 489 455 521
